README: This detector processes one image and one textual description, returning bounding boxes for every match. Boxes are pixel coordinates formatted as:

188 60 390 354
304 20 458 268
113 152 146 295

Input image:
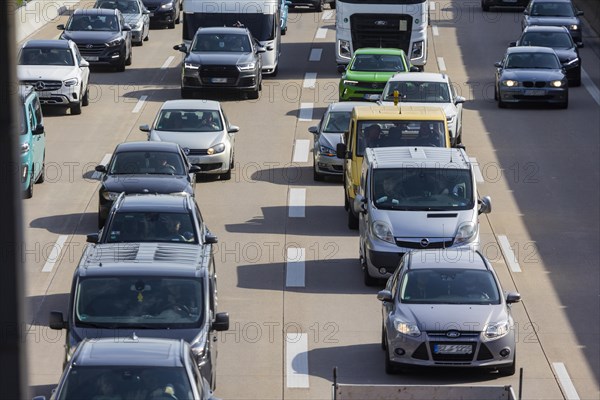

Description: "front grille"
395 239 454 249
200 65 239 78
146 5 158 11
77 43 106 57
196 162 222 171
411 343 429 360
514 94 553 100
188 149 209 156
350 14 413 54
331 165 343 172
477 343 494 361
427 331 480 338
522 81 547 88
21 80 62 91
354 81 386 89
238 77 256 87
429 342 475 362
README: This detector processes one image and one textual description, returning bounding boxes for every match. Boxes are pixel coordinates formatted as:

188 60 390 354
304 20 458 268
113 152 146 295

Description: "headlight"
502 80 518 87
184 62 200 70
21 143 30 154
411 40 424 59
107 38 124 47
102 191 121 201
569 24 579 31
393 319 421 337
343 80 359 86
454 221 477 245
563 57 579 66
161 1 174 8
485 321 510 339
319 145 335 157
237 62 256 71
372 221 394 243
207 143 225 155
550 80 564 88
64 78 78 86
132 21 142 30
338 40 351 58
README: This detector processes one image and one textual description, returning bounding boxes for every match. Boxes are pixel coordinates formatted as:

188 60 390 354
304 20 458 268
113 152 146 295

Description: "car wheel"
144 31 149 41
230 152 235 170
559 97 568 109
71 99 82 115
221 169 232 180
117 57 126 72
315 0 323 11
384 340 398 374
381 325 386 350
348 208 358 230
313 165 323 181
168 19 176 29
571 75 581 87
344 186 349 211
329 0 335 8
247 88 259 100
270 64 278 77
363 264 378 286
482 0 490 11
24 168 34 199
36 153 45 183
498 97 506 108
498 352 516 376
82 87 89 106
281 26 287 35
181 88 194 99
494 85 498 101
126 50 132 66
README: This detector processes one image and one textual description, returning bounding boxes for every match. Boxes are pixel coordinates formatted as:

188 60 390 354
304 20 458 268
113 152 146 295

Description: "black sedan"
522 0 584 47
494 46 568 109
511 25 581 86
95 141 200 228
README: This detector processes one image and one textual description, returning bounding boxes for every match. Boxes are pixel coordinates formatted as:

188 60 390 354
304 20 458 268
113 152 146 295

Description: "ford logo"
374 20 387 26
420 238 430 248
446 330 461 338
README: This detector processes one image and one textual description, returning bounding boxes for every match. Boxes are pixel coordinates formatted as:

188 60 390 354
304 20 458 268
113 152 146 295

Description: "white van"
354 146 492 285
182 0 280 75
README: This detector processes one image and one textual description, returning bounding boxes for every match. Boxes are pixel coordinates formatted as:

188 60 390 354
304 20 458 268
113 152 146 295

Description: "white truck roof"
364 146 471 170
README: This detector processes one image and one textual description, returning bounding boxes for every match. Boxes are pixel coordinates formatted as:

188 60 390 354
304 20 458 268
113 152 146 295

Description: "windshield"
19 105 27 135
75 277 204 328
350 54 406 72
505 52 561 69
155 110 223 132
97 0 140 14
400 269 500 305
520 31 573 49
192 33 252 53
189 13 275 41
67 14 119 31
530 2 574 17
382 81 451 103
356 120 446 156
105 211 198 243
372 168 474 211
323 111 351 133
108 151 185 175
19 48 74 66
56 366 194 400
338 0 425 3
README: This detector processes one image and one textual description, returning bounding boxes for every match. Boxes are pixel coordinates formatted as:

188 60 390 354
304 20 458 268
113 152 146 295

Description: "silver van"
354 146 491 285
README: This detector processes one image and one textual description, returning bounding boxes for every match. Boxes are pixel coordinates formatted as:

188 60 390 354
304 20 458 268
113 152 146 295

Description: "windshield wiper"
77 321 120 329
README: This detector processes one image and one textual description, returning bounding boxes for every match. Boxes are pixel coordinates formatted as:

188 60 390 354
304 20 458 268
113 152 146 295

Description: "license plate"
524 89 546 96
211 78 228 83
85 56 99 62
434 344 473 354
188 157 201 163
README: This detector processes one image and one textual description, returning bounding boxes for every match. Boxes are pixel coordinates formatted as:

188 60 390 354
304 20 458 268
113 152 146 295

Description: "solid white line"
288 188 306 218
132 95 148 113
286 333 309 388
298 103 314 121
322 10 334 20
498 235 521 272
292 140 310 163
92 153 112 179
303 72 317 89
309 48 323 62
286 247 306 287
437 57 446 72
552 363 580 400
315 27 328 39
470 157 484 184
161 56 175 69
430 1 436 11
432 25 439 36
581 68 600 107
41 235 69 273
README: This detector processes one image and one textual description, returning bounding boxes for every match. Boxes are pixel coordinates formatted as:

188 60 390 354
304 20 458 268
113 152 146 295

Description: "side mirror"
228 125 240 133
577 42 583 48
409 66 420 72
139 124 150 132
204 233 218 244
508 41 517 47
308 126 318 135
95 165 107 173
455 143 466 150
173 44 187 53
336 64 346 74
49 311 66 330
57 24 65 30
478 195 492 214
506 292 521 304
123 24 132 31
143 9 151 14
33 123 44 135
80 59 89 68
523 9 529 15
377 290 393 302
576 10 583 16
363 94 381 102
257 46 266 53
86 233 99 244
454 96 466 105
189 165 202 173
494 61 503 68
213 312 229 331
266 45 274 51
336 142 347 159
353 194 367 214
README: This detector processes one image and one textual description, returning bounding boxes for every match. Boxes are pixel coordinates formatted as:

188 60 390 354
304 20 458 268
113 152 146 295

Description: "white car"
140 99 239 180
376 72 465 145
17 39 90 115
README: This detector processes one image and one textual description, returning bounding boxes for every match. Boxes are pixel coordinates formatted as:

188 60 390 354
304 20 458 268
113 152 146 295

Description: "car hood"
380 101 456 118
186 52 254 65
396 303 507 331
17 65 79 81
143 0 169 6
374 208 475 238
102 174 192 193
344 70 397 82
553 48 578 63
70 326 204 345
526 16 579 26
62 30 121 43
318 133 344 149
123 14 143 25
150 130 226 149
500 68 565 81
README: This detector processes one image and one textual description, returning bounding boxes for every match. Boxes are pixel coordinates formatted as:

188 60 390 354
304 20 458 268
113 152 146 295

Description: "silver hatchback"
378 249 521 375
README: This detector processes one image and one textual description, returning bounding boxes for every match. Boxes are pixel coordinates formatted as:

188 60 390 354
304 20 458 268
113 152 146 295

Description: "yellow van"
335 105 452 229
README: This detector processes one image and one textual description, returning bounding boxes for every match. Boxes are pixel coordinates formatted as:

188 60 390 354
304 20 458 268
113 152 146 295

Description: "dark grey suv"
175 26 264 99
32 337 219 400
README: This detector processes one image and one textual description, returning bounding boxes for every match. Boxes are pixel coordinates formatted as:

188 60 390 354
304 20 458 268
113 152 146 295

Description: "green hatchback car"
338 48 417 101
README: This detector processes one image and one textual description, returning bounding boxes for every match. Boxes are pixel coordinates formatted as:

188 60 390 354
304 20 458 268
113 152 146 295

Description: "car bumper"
149 9 176 25
483 0 529 7
339 84 385 101
314 154 343 176
131 28 144 43
188 152 231 174
563 62 581 83
36 90 81 106
386 328 516 369
183 70 259 91
498 87 568 104
80 48 126 66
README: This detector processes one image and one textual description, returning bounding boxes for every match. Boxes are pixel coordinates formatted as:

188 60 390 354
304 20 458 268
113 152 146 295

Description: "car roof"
196 26 249 35
116 193 191 212
506 46 557 54
365 146 470 170
354 48 406 56
160 99 221 111
353 105 447 120
387 72 448 83
74 337 186 367
23 39 70 49
114 141 181 153
522 25 571 33
73 7 120 15
327 101 374 112
406 249 490 271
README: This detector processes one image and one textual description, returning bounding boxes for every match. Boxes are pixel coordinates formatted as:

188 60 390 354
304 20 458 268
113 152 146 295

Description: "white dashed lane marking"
309 48 323 62
292 140 310 163
303 72 317 89
498 235 522 272
132 95 148 113
288 188 306 218
286 247 306 287
41 235 69 273
298 103 314 121
286 333 309 388
161 56 174 69
552 363 580 400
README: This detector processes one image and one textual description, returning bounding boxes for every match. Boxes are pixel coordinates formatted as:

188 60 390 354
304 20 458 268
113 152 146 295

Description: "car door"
119 13 132 55
383 262 402 335
221 109 234 156
74 44 90 93
448 78 462 138
30 97 45 179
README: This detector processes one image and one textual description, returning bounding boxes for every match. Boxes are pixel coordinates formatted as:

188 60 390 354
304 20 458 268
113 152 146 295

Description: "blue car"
280 0 290 35
19 85 46 199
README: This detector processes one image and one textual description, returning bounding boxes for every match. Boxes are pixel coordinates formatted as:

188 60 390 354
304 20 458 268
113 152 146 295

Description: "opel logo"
86 44 94 49
374 20 387 26
446 330 461 338
420 238 430 248
35 81 45 90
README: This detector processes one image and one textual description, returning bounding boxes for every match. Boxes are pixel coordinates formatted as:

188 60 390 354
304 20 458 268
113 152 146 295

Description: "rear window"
356 120 447 156
105 211 198 244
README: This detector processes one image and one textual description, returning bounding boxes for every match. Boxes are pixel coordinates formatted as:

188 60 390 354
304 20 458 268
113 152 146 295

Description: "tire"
24 168 34 199
482 0 490 11
221 169 232 180
126 50 132 66
498 353 516 376
270 65 278 77
315 0 323 11
117 57 126 72
281 27 287 35
347 208 358 230
384 341 397 374
494 85 498 101
144 32 149 41
247 88 259 100
181 88 194 99
498 97 506 108
168 20 176 29
313 166 324 181
363 264 378 286
82 87 89 106
381 325 387 350
559 97 568 109
329 0 335 9
36 154 45 183
71 99 82 115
